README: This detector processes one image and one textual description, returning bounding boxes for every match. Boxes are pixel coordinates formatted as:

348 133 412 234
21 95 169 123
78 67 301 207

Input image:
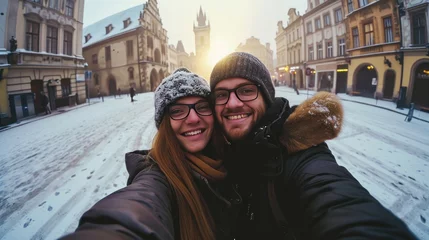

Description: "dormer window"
85 34 92 43
106 24 113 34
123 18 131 29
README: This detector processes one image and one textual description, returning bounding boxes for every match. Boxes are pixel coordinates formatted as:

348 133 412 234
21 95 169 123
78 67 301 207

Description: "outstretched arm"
285 144 417 239
60 168 175 240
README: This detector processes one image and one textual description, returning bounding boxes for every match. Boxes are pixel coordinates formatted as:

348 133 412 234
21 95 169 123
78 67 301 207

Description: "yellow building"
236 36 274 75
398 0 429 110
2 0 86 124
344 0 401 100
83 0 168 95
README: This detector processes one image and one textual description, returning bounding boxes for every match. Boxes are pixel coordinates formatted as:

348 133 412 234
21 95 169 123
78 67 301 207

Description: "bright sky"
83 0 307 64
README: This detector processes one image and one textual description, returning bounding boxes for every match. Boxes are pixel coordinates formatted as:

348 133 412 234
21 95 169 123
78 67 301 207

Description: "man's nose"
226 92 244 108
185 109 200 124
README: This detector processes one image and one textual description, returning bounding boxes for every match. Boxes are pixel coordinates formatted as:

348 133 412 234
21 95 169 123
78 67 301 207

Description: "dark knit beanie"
210 52 275 105
154 68 210 128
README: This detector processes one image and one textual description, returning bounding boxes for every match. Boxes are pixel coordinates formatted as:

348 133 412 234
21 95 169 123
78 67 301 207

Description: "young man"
210 52 416 239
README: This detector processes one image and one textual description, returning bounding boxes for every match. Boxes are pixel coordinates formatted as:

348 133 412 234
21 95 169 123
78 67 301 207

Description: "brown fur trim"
279 92 344 154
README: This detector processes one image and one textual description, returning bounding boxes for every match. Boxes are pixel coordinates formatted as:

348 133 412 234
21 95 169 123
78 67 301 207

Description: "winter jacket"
60 150 241 240
226 93 417 240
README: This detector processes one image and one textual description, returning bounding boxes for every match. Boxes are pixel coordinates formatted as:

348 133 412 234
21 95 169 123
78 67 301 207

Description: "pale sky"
83 0 307 63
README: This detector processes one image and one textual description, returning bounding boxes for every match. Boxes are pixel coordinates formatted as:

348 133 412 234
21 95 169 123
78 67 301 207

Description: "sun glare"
208 40 234 67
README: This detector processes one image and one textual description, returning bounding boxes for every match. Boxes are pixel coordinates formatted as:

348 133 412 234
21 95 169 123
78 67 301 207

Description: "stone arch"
409 59 429 110
382 69 396 99
108 75 117 95
150 68 159 91
352 63 378 97
154 48 161 63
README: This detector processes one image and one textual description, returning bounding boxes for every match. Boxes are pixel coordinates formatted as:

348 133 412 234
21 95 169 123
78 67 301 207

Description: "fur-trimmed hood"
280 92 344 154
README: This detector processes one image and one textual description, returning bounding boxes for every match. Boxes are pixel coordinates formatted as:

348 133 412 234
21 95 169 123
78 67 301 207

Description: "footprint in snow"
113 183 118 187
48 206 53 211
103 159 106 162
23 218 32 228
408 176 416 181
398 182 404 185
71 174 76 178
38 201 46 207
55 192 60 196
98 176 104 180
87 176 92 180
82 168 87 172
90 170 94 174
421 215 426 223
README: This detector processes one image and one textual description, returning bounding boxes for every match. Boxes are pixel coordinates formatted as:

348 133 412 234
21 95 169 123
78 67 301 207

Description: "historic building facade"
343 0 402 99
303 0 348 93
398 0 429 110
285 9 305 88
236 36 274 75
275 20 288 85
168 44 178 73
1 0 85 124
83 0 168 96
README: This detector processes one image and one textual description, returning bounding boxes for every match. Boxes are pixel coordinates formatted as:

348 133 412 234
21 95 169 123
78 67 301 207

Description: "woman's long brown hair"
149 114 215 240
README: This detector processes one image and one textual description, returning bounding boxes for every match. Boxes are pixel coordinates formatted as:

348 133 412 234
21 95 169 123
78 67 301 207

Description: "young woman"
60 68 240 240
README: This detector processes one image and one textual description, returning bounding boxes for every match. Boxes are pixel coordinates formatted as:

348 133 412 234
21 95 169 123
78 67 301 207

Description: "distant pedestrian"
293 79 300 95
129 86 135 102
117 88 121 97
40 91 51 115
97 89 101 99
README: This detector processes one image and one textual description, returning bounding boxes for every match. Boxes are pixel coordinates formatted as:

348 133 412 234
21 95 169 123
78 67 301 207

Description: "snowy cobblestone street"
1 88 428 240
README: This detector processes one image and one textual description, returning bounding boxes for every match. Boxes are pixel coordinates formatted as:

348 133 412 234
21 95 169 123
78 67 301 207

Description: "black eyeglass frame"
167 102 213 120
213 84 261 105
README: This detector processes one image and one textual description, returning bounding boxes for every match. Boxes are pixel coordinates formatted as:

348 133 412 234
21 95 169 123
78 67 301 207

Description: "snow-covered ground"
0 88 428 240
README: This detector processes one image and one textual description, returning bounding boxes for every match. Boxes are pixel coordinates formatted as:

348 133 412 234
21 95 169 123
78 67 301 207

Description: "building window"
315 18 322 30
46 26 58 54
61 79 71 97
326 41 333 58
26 21 39 52
324 14 331 27
338 38 346 56
308 46 314 60
383 17 393 43
358 0 368 8
335 8 343 23
347 0 354 13
65 0 74 17
297 28 300 38
128 67 134 80
105 24 113 34
49 0 60 10
92 54 98 64
307 22 313 33
105 46 111 61
126 40 133 57
123 18 131 28
85 34 92 43
63 31 72 55
298 49 300 62
352 27 359 48
364 22 374 46
29 0 41 3
315 0 320 6
412 12 427 45
317 43 323 59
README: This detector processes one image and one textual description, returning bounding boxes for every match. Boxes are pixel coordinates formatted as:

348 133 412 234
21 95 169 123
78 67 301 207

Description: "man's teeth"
227 114 248 120
184 130 202 136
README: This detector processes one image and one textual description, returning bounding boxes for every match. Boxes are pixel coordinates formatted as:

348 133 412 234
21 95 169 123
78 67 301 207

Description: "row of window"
306 8 343 34
351 16 394 48
307 38 346 61
29 0 75 17
347 0 369 13
26 20 73 55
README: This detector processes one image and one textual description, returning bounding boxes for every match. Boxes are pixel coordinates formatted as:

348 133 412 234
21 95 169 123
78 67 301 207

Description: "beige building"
303 0 348 93
83 0 168 96
275 21 288 84
285 9 305 88
236 36 274 75
398 0 429 110
168 44 178 73
1 0 85 124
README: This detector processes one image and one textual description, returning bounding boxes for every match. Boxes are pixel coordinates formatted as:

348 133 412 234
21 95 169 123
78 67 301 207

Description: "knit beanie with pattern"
154 68 211 128
210 52 275 105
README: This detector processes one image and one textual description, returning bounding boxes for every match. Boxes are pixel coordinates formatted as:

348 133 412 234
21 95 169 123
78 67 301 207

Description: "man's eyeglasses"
168 101 213 120
213 84 260 105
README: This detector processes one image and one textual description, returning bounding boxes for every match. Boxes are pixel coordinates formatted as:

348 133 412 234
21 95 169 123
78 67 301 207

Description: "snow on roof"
82 4 144 48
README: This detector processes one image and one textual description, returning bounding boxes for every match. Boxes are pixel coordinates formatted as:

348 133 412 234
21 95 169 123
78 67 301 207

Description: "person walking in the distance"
129 86 135 102
40 91 51 115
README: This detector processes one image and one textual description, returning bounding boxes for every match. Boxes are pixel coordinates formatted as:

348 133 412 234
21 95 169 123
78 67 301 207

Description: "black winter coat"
227 97 417 240
60 150 241 240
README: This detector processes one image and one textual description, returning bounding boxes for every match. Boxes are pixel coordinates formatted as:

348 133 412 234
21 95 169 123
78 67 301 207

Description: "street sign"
76 74 85 82
305 68 312 76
